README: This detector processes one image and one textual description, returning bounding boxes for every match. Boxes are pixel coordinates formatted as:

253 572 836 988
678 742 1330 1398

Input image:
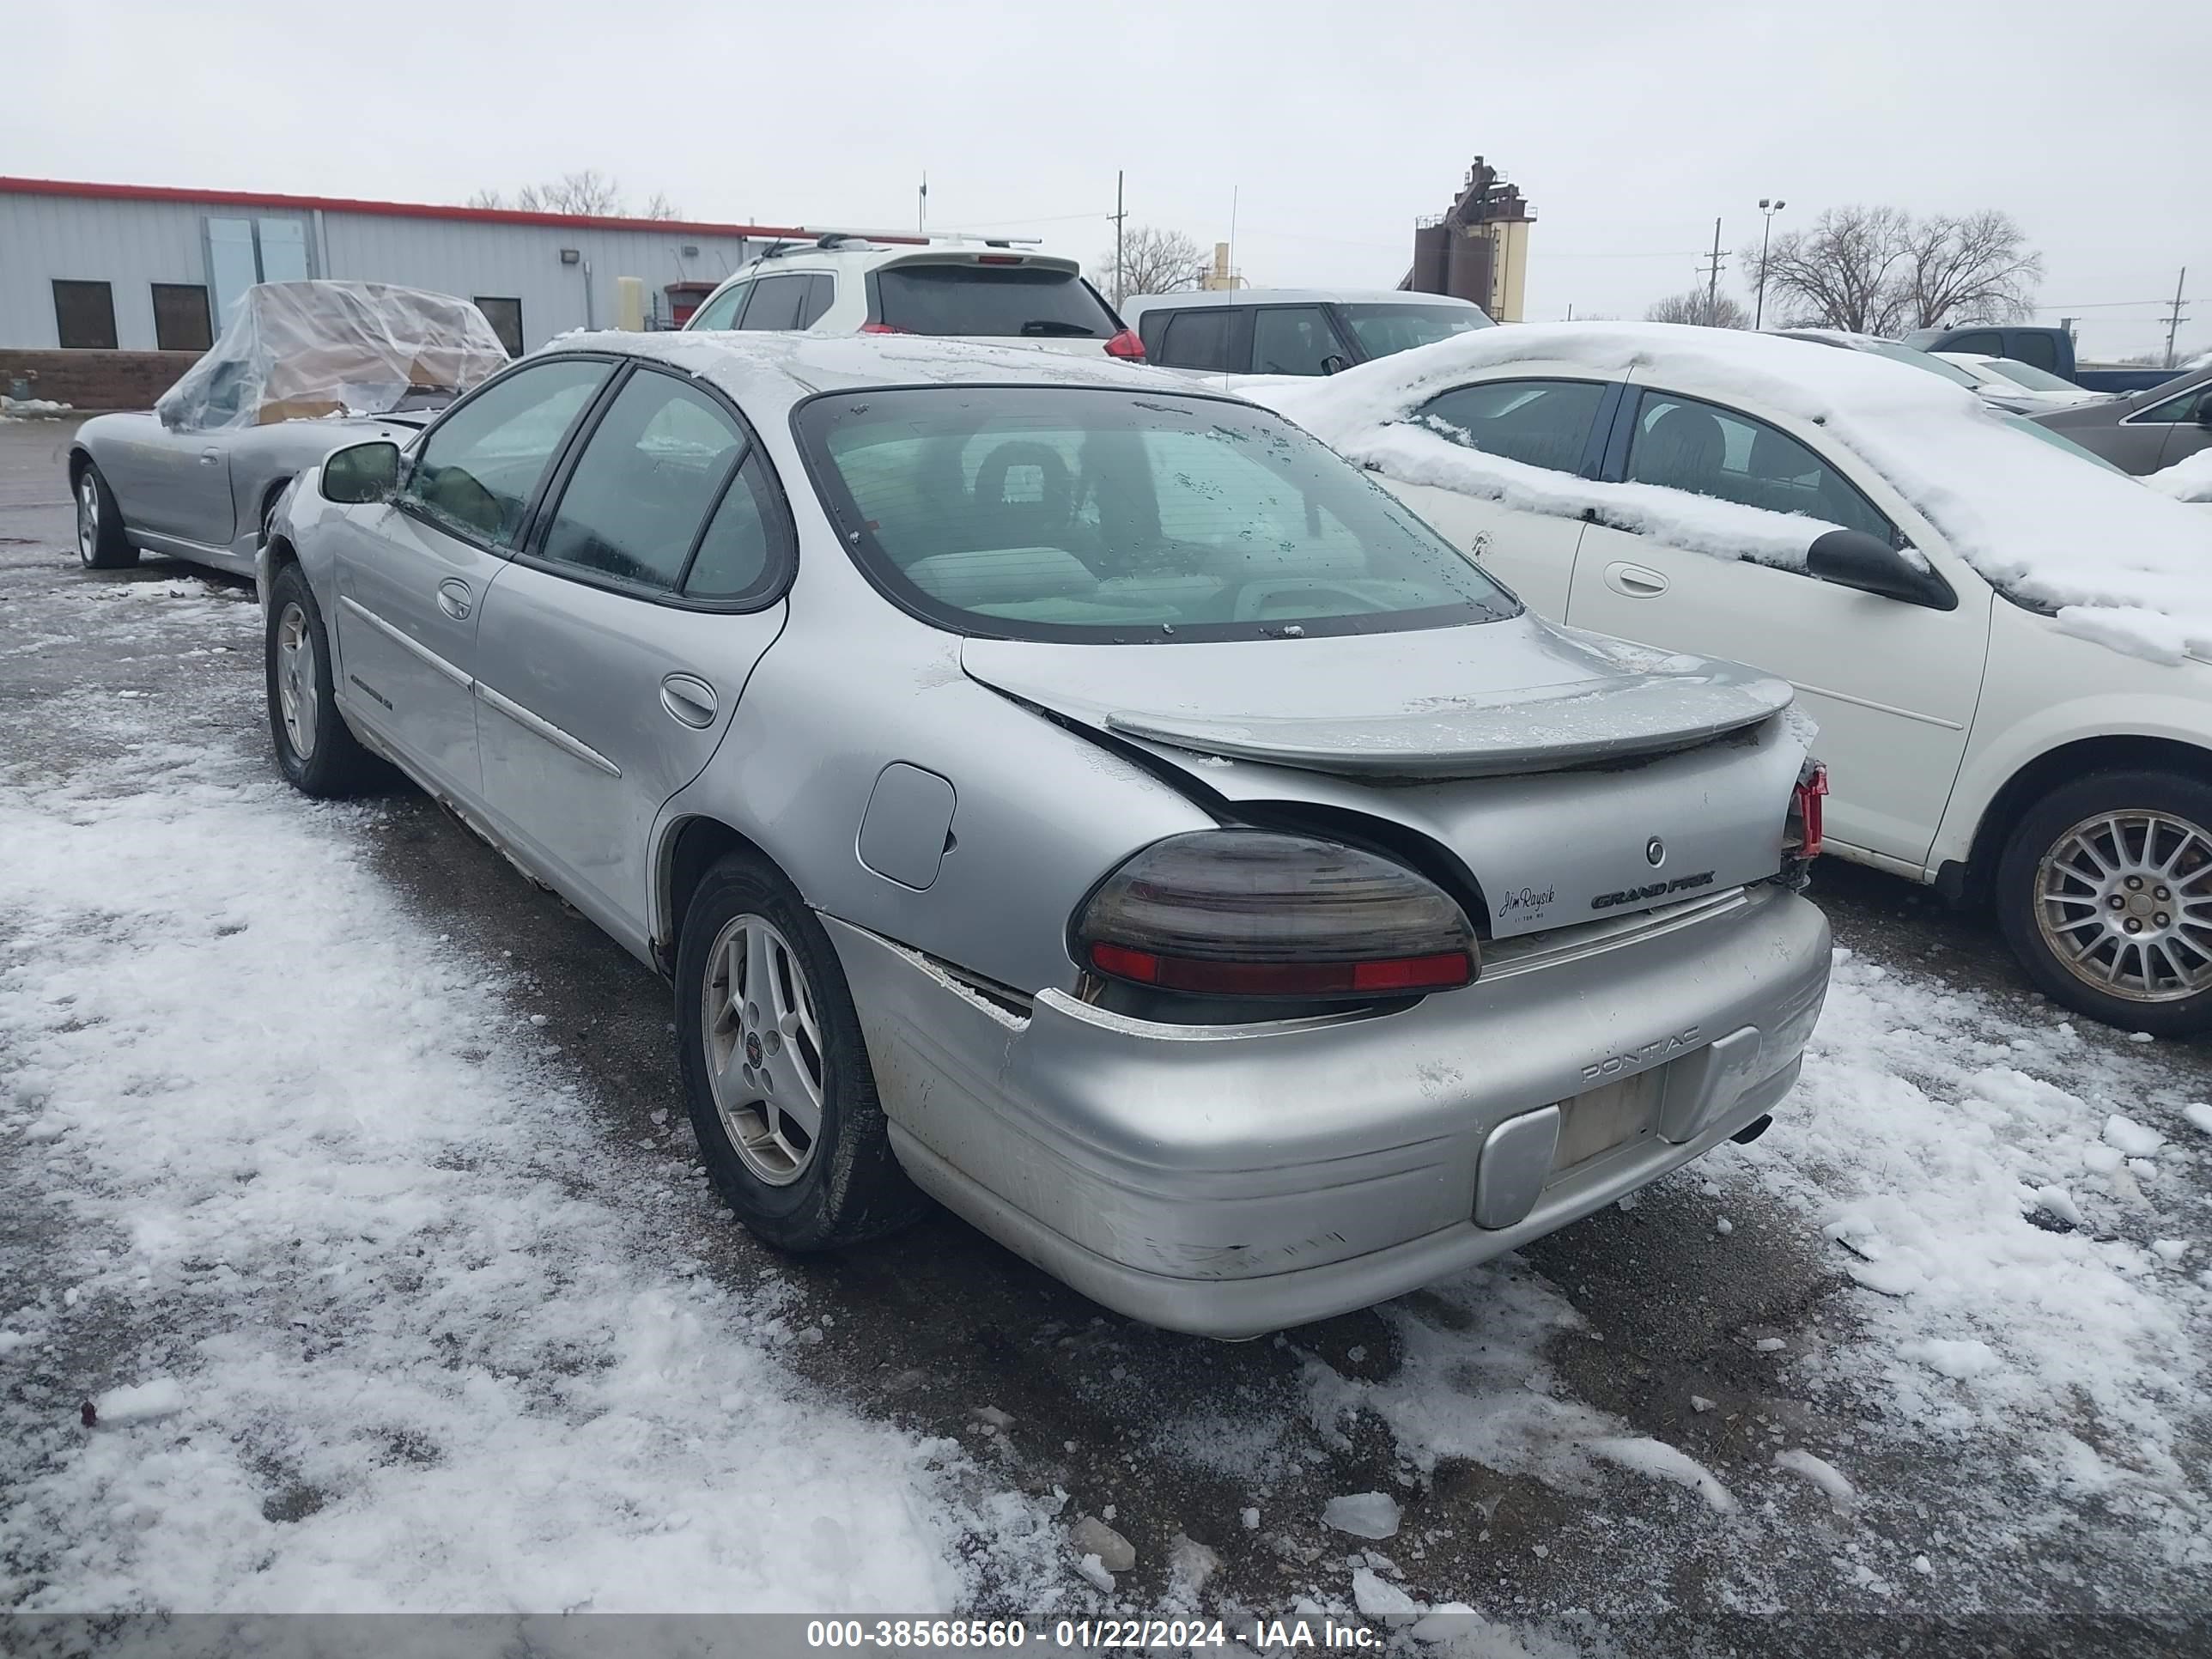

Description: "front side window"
688 283 750 331
1944 331 2004 358
1337 302 1492 359
871 264 1118 340
401 358 612 547
1978 358 2077 393
1416 379 1607 474
736 274 812 331
1249 307 1340 376
798 387 1518 643
538 370 746 592
1626 392 1897 545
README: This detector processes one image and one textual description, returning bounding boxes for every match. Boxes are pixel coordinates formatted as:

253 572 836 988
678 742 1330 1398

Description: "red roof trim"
0 174 921 243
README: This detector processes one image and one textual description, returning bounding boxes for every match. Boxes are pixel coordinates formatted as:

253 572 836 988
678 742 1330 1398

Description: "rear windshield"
796 386 1518 644
1337 303 1492 359
872 264 1118 340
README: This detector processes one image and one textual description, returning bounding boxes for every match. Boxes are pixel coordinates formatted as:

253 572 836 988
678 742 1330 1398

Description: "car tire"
676 851 928 1251
265 562 379 798
1995 769 2212 1036
75 463 137 569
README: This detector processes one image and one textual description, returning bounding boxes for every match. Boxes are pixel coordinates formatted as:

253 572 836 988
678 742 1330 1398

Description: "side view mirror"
1321 355 1351 376
1806 528 1956 611
320 440 400 503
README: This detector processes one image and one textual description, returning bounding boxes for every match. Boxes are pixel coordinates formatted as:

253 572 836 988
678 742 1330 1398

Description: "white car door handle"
1605 561 1669 598
659 673 718 729
198 448 223 465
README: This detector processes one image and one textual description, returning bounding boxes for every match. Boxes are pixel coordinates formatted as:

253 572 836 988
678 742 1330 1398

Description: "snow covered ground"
0 589 1062 1614
1 506 2207 1643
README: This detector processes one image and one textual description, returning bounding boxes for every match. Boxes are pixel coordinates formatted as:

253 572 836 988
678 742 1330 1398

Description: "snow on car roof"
546 327 1224 400
1260 321 2212 665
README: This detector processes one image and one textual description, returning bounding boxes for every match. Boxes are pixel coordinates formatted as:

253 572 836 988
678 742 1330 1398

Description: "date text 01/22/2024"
804 1618 1386 1649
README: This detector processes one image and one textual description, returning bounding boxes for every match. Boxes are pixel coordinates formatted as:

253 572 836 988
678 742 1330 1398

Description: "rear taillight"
1103 327 1146 360
859 320 906 334
1076 831 1476 1000
1786 762 1827 860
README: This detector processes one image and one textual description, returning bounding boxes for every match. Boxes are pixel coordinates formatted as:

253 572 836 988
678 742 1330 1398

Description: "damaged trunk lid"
962 615 1808 939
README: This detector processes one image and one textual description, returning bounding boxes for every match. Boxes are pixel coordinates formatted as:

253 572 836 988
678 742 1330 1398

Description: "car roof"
1121 289 1483 318
544 329 1231 410
718 240 1082 282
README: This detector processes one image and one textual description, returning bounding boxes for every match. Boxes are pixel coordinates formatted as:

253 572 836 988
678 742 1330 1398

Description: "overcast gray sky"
11 0 2207 359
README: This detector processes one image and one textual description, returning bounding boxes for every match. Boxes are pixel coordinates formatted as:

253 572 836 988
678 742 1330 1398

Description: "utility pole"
1698 217 1727 324
1109 170 1127 307
2164 267 2190 369
918 173 927 238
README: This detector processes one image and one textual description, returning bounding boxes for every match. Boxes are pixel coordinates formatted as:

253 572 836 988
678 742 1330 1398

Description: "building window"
204 215 314 327
152 283 214 353
53 281 118 349
474 297 524 357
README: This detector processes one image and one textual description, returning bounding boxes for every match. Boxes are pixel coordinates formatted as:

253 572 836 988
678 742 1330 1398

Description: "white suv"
683 236 1144 360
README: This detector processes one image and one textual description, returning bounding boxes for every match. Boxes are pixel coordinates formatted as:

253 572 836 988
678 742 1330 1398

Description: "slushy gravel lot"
2 417 2207 1651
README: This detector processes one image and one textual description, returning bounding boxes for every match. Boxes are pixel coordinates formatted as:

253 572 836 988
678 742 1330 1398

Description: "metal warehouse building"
1 175 852 404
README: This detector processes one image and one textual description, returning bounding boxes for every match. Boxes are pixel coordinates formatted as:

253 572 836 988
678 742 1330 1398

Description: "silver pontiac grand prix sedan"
261 331 1831 1338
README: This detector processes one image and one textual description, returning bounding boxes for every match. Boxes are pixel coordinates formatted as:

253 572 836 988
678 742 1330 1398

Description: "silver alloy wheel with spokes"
2033 809 2212 1003
702 912 826 1185
274 602 319 761
76 474 100 564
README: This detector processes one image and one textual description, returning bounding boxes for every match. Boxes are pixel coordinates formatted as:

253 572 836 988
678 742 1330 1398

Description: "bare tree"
1743 204 2040 334
1645 289 1749 329
1099 226 1207 302
1900 210 2041 329
470 170 681 220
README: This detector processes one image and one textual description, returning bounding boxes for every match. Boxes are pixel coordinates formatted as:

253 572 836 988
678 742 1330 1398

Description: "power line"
2164 267 2191 369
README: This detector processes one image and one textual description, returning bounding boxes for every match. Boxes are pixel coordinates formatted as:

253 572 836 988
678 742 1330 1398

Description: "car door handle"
198 448 223 465
659 673 718 729
1605 561 1669 598
435 579 473 619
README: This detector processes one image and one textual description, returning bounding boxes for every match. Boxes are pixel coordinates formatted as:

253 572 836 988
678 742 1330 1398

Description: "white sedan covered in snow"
1256 323 2212 1034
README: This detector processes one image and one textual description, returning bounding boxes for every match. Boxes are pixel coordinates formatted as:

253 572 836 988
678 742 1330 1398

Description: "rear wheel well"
657 815 776 977
1955 736 2212 907
258 477 293 542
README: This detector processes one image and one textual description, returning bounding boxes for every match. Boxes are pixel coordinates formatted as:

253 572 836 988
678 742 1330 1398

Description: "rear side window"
537 370 744 592
1249 307 1340 376
1157 308 1238 372
402 358 612 547
683 454 787 603
1416 380 1607 475
2008 332 2060 374
797 272 834 328
1336 303 1491 360
872 264 1116 340
1944 331 2004 358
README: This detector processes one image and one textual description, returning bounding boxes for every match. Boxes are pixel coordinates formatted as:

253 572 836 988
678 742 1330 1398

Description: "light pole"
1754 198 1786 330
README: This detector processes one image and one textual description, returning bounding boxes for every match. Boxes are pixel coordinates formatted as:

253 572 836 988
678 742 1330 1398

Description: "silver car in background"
262 332 1831 1338
68 281 509 575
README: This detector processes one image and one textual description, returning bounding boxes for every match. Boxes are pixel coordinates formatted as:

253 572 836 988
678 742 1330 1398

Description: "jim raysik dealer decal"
1495 884 1556 921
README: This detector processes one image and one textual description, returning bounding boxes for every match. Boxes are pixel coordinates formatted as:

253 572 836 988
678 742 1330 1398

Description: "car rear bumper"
824 883 1830 1340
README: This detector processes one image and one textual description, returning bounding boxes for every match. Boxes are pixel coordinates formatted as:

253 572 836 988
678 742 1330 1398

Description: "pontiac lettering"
1583 1025 1701 1082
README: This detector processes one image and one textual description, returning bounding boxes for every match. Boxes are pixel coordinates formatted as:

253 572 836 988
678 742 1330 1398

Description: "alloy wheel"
76 476 98 565
2033 810 2212 1003
274 602 319 760
701 913 824 1185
